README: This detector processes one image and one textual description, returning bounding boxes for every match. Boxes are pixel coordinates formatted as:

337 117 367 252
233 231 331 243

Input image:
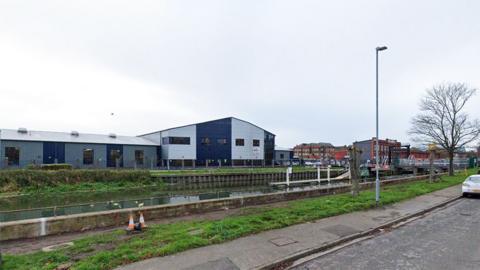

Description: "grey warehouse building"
0 117 275 169
0 129 158 169
274 147 294 166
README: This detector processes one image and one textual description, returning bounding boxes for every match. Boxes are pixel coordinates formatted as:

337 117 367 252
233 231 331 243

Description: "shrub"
0 169 153 193
43 164 73 170
25 164 73 170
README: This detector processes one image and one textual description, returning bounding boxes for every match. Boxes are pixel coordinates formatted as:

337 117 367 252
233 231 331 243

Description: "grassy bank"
0 170 158 195
3 170 474 270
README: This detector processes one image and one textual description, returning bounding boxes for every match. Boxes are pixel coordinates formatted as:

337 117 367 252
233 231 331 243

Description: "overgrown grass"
0 170 159 196
3 170 475 270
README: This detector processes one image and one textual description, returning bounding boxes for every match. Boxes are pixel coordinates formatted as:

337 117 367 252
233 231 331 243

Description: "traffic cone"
126 213 135 231
139 212 147 229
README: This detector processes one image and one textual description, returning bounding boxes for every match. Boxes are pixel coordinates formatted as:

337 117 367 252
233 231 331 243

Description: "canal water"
0 182 344 223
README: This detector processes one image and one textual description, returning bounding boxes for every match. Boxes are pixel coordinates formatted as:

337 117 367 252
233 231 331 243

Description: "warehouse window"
201 137 211 145
162 137 169 145
169 137 190 145
135 150 144 165
217 138 227 145
83 149 94 165
235 138 244 146
253 139 260 147
280 153 285 159
5 147 19 166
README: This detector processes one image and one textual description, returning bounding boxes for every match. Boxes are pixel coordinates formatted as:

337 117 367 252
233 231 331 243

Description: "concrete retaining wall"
0 174 431 241
158 170 342 189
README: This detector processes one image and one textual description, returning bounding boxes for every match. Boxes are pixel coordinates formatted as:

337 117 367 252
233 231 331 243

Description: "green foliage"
4 171 473 270
25 163 74 170
0 169 153 193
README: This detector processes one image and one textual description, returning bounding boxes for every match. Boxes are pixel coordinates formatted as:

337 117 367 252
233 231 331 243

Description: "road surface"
293 197 480 270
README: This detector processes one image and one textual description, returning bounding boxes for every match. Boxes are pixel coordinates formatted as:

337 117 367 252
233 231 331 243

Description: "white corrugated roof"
0 129 158 146
275 146 293 151
139 117 276 137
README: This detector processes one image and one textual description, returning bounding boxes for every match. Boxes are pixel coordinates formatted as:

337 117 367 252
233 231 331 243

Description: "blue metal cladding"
156 146 162 166
43 142 65 164
264 131 275 165
106 144 123 168
196 118 232 166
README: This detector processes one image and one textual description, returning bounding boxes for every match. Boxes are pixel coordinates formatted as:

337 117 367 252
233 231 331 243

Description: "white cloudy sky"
1 0 479 148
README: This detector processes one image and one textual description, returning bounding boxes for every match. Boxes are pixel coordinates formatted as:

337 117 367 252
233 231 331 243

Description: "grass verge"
3 170 475 270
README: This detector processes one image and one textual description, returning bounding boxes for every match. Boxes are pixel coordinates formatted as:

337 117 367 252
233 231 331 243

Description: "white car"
462 175 480 196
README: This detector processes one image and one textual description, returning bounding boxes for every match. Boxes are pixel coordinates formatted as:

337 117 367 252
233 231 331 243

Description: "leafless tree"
409 82 480 176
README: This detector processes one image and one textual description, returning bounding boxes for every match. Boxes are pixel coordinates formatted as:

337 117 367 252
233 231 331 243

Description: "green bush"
25 163 73 170
0 169 153 193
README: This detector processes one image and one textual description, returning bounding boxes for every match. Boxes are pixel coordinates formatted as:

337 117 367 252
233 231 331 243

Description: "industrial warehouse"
0 117 275 169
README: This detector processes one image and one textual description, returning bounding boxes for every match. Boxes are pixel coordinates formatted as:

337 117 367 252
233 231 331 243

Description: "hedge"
25 163 73 170
0 169 152 193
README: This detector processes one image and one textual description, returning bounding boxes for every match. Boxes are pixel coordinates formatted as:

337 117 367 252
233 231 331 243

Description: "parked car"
462 175 480 196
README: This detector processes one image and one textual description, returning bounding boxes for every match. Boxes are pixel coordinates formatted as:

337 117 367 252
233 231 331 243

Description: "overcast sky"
1 1 479 148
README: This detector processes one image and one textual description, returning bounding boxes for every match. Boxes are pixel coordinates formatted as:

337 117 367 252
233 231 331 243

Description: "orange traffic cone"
126 213 135 231
139 212 147 229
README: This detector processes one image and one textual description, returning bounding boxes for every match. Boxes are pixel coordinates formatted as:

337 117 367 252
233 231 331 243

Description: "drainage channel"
0 184 346 223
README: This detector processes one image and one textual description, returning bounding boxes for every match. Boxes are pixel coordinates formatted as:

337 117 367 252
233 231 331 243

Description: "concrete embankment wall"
0 174 430 241
157 170 341 189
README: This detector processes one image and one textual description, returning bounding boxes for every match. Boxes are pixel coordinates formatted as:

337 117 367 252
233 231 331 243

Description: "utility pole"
375 46 388 205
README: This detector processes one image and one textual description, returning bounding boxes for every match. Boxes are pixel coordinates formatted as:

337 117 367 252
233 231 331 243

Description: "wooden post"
349 146 361 196
317 165 321 184
327 165 331 185
429 150 434 183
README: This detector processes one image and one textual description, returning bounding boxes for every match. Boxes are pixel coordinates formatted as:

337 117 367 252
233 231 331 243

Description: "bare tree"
409 82 480 176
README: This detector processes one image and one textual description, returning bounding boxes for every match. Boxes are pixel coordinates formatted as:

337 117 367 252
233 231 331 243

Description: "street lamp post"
375 46 387 206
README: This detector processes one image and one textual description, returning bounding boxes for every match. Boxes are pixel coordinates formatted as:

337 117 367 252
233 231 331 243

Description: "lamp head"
376 46 388 51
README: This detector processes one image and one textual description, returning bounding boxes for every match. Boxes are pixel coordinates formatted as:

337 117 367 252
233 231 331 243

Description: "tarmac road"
292 196 480 270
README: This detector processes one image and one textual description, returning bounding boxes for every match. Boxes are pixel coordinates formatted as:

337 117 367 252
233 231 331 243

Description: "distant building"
409 148 429 159
293 142 335 160
334 145 349 160
274 147 294 166
353 138 401 165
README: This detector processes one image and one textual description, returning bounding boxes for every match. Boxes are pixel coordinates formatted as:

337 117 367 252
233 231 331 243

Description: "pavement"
292 194 480 270
116 185 462 270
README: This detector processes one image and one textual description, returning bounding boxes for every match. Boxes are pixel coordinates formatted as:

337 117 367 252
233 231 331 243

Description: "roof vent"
71 131 79 137
109 133 117 138
17 128 28 134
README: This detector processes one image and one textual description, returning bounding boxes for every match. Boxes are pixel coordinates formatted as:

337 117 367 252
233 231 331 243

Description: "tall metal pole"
375 49 380 205
375 46 387 206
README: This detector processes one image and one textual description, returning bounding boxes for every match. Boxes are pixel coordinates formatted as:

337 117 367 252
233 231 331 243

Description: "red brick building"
409 148 429 159
293 143 335 160
334 146 349 161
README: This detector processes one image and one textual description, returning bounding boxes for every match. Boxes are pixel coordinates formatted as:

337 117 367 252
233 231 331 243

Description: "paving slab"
117 185 461 270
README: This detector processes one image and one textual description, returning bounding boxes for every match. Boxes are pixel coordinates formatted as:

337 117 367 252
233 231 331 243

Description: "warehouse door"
107 144 123 168
43 142 65 164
